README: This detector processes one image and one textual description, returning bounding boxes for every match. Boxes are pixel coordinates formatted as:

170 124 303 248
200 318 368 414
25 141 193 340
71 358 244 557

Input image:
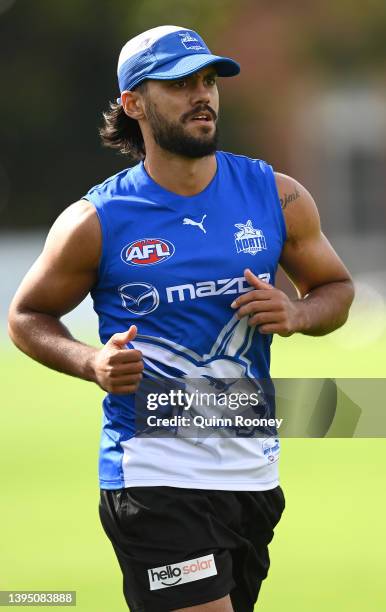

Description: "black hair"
99 82 147 161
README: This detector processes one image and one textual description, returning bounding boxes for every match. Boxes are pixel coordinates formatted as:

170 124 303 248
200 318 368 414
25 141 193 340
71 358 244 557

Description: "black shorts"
99 486 285 612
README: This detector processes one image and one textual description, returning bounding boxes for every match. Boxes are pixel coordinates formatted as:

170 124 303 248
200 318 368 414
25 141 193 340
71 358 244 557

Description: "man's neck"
143 148 217 196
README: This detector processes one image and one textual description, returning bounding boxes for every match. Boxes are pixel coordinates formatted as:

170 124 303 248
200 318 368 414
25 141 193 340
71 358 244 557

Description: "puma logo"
183 214 207 234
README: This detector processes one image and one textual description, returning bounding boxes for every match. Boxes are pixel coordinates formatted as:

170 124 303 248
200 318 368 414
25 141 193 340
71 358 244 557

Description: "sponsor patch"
118 283 159 315
166 273 270 303
182 214 207 234
121 238 175 266
263 438 280 463
148 554 217 591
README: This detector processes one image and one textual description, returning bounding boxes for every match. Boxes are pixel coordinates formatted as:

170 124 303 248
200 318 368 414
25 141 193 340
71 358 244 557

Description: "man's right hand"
92 325 144 394
8 201 145 392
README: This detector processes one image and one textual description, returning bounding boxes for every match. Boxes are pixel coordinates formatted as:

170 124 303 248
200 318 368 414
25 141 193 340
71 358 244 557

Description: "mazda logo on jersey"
117 274 271 315
121 238 175 266
118 283 160 315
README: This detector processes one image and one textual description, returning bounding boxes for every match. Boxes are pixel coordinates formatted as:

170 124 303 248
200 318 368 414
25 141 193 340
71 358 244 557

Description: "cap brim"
147 53 240 82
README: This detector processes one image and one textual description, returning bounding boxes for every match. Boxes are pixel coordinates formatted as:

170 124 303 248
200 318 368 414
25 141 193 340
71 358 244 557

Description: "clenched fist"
92 325 144 394
231 269 305 337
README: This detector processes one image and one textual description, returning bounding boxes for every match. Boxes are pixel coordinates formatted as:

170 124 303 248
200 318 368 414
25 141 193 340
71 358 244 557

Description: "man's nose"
190 81 211 105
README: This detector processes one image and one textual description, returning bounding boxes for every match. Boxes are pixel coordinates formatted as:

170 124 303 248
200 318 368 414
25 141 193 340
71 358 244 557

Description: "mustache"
182 105 218 123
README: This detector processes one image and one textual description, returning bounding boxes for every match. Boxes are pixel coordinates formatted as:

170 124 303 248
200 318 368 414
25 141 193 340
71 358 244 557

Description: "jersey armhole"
82 195 111 285
265 164 287 245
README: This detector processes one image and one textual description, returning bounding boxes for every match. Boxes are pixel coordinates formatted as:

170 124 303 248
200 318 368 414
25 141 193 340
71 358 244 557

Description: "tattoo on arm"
280 187 300 209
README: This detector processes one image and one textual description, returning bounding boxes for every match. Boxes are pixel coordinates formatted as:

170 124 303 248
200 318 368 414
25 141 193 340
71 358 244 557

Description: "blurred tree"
0 0 238 228
296 0 386 78
1 0 385 228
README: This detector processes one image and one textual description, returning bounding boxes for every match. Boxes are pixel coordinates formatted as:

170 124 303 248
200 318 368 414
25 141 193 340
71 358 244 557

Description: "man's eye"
174 80 186 88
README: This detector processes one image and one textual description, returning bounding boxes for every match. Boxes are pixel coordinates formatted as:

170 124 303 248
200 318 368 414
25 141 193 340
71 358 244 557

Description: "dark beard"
145 101 218 158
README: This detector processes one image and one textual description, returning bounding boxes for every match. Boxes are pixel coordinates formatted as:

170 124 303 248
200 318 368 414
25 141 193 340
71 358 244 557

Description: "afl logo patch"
121 238 175 266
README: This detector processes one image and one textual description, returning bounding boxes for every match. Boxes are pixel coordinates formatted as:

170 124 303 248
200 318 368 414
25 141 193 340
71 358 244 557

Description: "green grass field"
1 321 385 611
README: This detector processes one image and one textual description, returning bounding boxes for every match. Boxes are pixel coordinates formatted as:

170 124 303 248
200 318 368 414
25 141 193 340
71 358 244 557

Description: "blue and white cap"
117 25 240 101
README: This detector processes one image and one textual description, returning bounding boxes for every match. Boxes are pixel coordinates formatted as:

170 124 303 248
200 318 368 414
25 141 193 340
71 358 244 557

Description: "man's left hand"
231 268 305 336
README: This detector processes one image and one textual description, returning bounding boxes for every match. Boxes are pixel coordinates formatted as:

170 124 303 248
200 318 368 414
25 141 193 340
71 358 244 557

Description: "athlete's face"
141 67 220 158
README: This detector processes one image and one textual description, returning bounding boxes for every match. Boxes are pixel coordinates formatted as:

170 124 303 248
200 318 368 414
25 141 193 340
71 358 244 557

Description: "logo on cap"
178 32 205 51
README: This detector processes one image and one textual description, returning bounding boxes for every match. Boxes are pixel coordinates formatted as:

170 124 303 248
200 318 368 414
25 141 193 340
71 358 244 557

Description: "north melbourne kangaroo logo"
130 314 272 441
178 32 206 51
234 220 266 255
183 214 207 234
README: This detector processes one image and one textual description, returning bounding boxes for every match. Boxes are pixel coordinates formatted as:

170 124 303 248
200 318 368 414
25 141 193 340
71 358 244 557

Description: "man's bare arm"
231 174 354 336
277 173 354 335
8 200 143 393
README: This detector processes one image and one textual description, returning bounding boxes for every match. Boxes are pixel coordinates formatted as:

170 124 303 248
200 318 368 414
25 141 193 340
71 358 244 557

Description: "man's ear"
121 91 145 120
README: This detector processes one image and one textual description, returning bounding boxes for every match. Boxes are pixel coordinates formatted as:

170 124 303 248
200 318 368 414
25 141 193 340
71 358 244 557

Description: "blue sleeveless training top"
84 150 286 490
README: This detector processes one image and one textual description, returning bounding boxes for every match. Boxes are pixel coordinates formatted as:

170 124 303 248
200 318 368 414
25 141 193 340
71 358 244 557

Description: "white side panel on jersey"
121 436 279 491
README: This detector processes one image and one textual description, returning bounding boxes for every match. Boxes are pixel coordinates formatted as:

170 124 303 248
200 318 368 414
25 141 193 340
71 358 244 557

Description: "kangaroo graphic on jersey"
183 214 207 233
130 314 273 442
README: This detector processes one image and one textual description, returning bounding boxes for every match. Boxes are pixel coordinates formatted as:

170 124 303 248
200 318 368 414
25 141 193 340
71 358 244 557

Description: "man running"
8 25 354 612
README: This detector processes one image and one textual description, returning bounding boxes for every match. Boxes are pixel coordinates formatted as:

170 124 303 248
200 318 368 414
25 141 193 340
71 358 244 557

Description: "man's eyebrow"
167 71 217 84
